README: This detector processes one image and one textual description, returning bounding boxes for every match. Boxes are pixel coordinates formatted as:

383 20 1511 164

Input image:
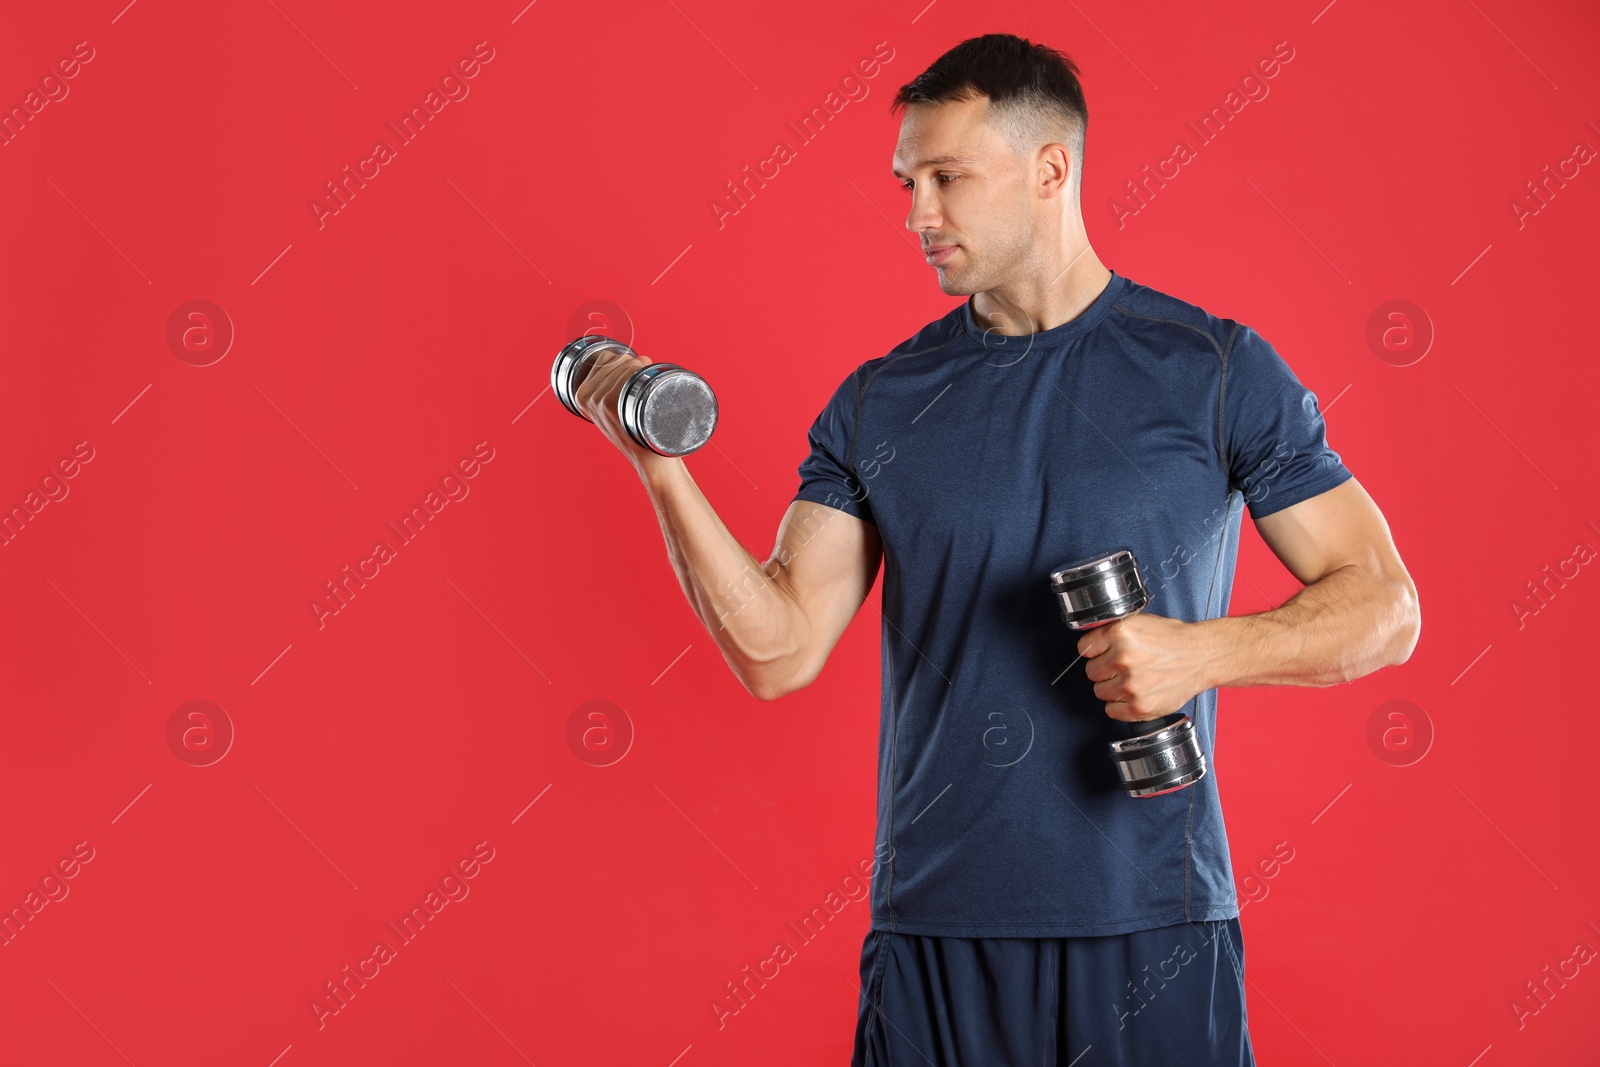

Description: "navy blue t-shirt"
792 269 1353 937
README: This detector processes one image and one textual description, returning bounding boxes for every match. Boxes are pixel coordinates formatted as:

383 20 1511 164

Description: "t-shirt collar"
960 269 1127 349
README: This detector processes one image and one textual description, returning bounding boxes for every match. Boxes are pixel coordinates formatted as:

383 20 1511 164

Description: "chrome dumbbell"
1049 548 1208 799
552 335 718 457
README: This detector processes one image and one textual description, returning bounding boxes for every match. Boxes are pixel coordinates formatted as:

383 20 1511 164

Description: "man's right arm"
638 455 883 701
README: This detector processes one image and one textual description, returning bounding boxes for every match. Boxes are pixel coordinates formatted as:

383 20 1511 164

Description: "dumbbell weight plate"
617 363 718 457
552 335 638 422
1108 716 1208 797
1049 548 1148 630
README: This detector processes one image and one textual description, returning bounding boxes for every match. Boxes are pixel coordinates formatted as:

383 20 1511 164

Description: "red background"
2 1 1597 1064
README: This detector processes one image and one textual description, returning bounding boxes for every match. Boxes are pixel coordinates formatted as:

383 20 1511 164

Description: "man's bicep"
1252 477 1409 587
768 500 883 687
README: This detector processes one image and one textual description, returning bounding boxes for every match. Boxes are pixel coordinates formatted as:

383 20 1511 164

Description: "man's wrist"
636 451 688 491
1194 614 1249 692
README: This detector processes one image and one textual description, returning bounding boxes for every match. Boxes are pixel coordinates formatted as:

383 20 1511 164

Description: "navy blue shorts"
851 918 1255 1066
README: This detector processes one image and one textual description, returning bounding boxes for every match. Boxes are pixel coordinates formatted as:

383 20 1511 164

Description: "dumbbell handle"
1076 609 1186 737
1128 712 1186 737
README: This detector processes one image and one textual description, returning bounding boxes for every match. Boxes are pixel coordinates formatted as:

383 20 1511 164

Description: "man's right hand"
572 344 670 473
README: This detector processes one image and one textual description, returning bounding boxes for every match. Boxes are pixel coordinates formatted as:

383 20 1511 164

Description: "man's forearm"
636 456 803 695
1196 564 1420 690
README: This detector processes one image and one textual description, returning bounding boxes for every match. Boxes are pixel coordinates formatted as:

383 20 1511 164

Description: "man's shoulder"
853 302 968 378
1109 275 1246 359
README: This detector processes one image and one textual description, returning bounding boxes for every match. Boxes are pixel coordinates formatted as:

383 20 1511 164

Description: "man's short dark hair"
891 33 1088 199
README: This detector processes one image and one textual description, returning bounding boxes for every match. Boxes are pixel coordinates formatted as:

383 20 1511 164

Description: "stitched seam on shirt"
883 626 898 929
1184 786 1195 922
1202 492 1234 623
844 333 961 509
843 367 867 503
1110 303 1227 359
1219 321 1241 474
1110 304 1232 470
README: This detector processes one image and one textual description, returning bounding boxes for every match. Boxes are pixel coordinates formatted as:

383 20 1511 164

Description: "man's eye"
900 175 958 191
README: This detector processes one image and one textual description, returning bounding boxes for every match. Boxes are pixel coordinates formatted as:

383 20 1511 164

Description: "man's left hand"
1076 613 1213 724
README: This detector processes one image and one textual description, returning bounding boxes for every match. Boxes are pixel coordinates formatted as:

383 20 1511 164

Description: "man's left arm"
1079 478 1421 722
1195 476 1421 690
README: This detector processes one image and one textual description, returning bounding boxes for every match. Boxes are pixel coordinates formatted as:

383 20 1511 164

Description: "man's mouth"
924 245 957 265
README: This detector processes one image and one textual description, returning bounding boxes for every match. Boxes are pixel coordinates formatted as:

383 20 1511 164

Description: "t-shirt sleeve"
792 367 877 525
1221 323 1354 520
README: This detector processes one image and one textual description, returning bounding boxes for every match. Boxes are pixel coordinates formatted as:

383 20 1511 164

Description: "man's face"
891 96 1033 297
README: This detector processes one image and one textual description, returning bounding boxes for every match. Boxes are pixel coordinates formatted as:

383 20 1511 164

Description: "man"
576 32 1420 1067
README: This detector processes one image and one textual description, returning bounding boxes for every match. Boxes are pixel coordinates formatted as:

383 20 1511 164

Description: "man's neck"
970 253 1113 337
